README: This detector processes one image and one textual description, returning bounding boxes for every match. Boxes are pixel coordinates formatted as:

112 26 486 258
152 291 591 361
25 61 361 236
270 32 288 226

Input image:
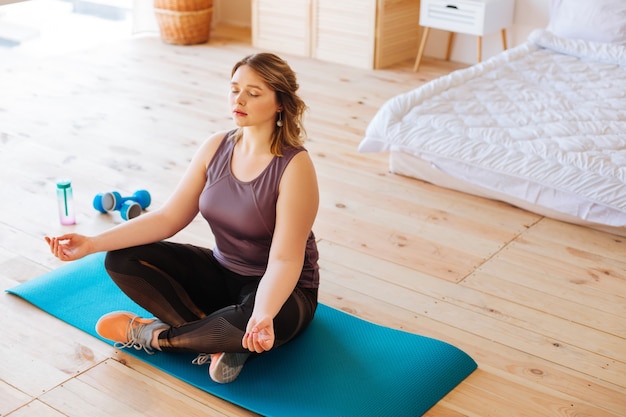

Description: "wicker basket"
154 0 213 45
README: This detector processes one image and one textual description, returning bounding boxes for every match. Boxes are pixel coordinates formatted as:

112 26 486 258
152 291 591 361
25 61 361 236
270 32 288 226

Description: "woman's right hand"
45 234 93 261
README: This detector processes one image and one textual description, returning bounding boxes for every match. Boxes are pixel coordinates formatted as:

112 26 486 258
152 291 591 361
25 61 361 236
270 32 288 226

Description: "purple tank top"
199 132 319 289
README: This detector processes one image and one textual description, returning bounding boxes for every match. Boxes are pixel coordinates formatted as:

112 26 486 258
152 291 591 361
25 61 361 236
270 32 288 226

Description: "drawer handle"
446 4 458 9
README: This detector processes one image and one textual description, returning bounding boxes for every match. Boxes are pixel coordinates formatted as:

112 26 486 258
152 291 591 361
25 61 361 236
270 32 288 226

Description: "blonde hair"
230 53 307 156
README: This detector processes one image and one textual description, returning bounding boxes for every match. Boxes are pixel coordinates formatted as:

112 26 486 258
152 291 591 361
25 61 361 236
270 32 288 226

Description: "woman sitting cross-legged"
45 52 320 384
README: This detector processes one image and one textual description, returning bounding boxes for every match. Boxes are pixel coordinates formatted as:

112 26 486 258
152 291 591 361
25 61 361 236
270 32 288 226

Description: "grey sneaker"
209 352 250 383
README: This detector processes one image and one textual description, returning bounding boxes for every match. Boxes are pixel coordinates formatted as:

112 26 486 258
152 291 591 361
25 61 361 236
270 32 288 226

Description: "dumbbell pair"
93 190 151 220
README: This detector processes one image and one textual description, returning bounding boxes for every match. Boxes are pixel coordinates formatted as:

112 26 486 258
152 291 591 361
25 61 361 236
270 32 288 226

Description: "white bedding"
359 29 626 235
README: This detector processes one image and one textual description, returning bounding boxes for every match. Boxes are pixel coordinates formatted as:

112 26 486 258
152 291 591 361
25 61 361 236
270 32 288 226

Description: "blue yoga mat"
7 252 476 417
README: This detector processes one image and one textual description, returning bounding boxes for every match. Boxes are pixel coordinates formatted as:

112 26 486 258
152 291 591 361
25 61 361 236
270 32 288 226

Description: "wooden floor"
1 22 625 417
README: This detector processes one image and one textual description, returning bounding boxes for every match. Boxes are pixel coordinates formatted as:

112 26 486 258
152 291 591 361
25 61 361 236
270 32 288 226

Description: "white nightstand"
413 0 515 71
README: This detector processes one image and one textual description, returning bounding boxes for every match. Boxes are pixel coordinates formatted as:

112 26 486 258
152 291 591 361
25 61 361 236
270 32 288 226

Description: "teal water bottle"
56 179 76 225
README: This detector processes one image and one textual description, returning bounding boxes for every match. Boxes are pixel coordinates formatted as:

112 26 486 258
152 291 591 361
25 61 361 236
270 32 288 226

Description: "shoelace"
114 316 155 355
192 353 211 365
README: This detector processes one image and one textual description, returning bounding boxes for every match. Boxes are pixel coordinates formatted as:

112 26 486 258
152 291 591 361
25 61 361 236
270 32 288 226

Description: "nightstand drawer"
420 0 486 35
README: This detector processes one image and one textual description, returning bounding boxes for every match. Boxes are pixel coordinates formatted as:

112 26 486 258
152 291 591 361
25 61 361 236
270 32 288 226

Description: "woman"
45 53 320 384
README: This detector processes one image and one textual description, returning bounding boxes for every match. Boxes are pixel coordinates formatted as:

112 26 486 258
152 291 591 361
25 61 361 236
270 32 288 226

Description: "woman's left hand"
242 315 275 353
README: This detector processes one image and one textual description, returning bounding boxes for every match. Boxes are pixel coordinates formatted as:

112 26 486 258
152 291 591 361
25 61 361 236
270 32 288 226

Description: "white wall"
423 0 551 64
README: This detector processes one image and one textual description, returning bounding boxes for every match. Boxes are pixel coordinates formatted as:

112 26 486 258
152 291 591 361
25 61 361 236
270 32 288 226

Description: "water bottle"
56 179 76 225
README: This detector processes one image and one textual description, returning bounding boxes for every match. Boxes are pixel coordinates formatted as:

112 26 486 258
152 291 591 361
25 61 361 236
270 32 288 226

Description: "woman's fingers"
45 235 74 260
45 236 58 255
242 327 274 353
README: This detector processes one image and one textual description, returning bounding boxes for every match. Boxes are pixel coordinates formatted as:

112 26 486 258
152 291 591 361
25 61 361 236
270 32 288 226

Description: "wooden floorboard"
0 22 625 417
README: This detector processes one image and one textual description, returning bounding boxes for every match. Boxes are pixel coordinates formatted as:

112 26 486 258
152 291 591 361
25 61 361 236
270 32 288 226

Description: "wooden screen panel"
375 0 421 68
312 0 377 69
252 0 312 57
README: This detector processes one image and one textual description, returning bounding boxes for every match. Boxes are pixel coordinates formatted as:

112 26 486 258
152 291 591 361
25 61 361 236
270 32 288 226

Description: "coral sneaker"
209 352 250 384
96 311 169 354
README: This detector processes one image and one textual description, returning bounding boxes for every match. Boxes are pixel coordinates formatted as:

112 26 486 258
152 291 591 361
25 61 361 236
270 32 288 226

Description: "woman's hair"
230 53 307 156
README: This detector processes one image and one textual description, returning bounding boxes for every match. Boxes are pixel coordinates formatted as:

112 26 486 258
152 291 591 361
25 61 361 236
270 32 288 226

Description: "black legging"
104 241 318 354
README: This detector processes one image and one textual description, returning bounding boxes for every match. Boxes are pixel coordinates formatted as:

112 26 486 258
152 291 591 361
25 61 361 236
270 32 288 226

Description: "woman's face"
229 65 280 128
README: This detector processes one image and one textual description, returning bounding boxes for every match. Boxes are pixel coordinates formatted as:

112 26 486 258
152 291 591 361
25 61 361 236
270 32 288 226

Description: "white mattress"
359 29 626 236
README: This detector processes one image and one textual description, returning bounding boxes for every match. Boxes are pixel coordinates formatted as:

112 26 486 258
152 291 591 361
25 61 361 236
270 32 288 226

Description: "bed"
358 0 626 236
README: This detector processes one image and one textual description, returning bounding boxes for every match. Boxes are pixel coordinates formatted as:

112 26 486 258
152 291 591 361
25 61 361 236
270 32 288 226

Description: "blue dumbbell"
93 190 151 220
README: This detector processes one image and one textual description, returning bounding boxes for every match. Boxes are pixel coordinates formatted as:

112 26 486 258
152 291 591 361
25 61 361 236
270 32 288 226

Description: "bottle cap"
57 179 72 189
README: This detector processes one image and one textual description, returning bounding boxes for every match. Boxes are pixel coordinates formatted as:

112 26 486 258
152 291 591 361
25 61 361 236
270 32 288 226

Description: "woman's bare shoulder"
204 129 232 147
196 129 232 156
185 129 233 174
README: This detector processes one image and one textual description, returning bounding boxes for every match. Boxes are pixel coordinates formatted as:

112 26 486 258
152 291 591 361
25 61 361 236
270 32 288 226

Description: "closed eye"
230 89 260 97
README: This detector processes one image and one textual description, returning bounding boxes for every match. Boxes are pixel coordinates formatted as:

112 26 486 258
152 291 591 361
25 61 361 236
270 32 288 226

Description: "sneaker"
209 352 250 384
96 311 169 354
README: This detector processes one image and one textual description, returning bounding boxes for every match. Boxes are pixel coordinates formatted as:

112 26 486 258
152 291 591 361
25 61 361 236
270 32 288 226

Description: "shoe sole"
209 352 250 384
